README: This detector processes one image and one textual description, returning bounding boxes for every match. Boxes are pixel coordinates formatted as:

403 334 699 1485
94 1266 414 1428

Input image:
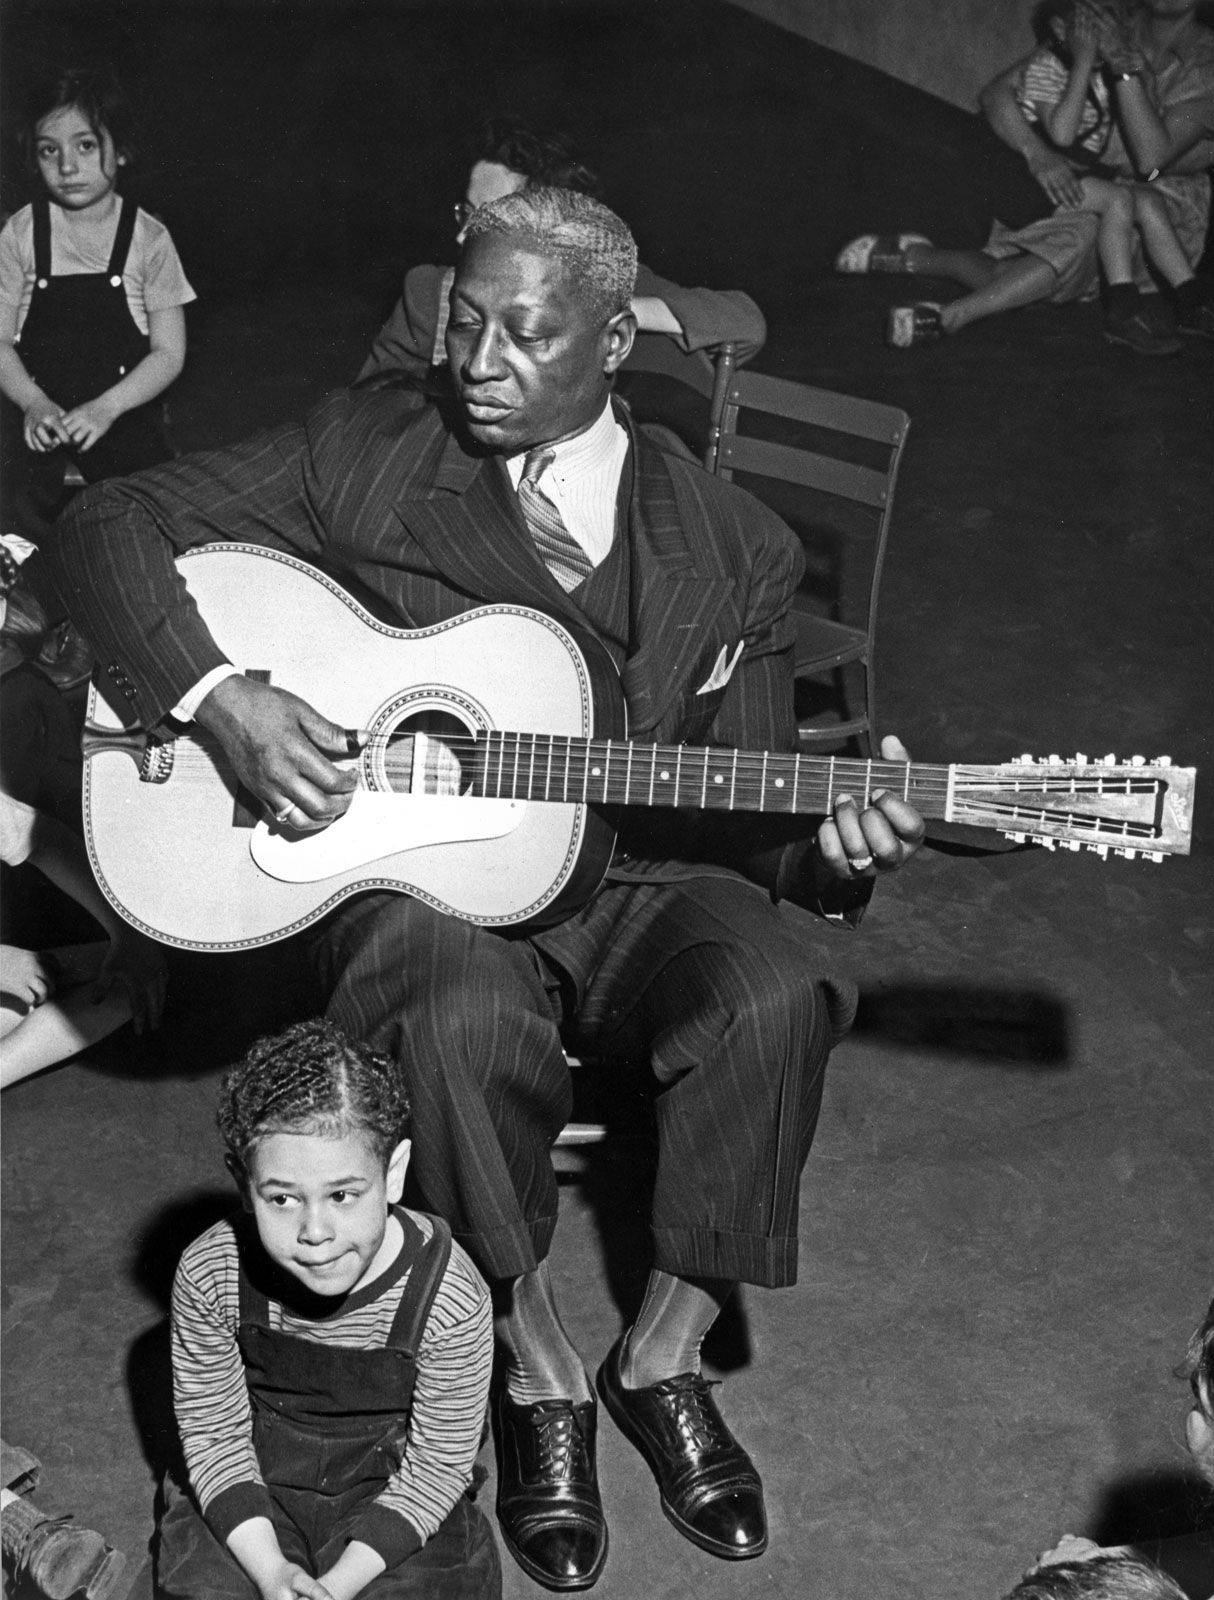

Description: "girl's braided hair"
217 1018 411 1176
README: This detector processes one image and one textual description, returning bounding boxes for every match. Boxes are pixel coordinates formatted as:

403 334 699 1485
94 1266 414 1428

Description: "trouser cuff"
651 1225 799 1288
453 1213 557 1283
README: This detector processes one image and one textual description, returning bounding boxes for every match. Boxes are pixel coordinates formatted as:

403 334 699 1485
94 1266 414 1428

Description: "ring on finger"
849 853 875 873
273 802 295 824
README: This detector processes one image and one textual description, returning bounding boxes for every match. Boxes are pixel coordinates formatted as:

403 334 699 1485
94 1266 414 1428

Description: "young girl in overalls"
156 1019 500 1600
0 65 195 516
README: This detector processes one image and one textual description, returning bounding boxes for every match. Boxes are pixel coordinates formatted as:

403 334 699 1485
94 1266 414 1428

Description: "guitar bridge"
139 740 175 784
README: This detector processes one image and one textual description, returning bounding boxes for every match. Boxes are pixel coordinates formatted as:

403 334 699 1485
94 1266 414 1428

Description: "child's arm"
321 1243 492 1596
0 300 71 453
225 1519 335 1600
57 304 186 452
981 54 1086 207
1039 15 1101 149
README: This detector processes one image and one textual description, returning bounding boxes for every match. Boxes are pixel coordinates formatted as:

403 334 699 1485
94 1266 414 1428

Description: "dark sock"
1172 277 1202 316
1105 282 1140 320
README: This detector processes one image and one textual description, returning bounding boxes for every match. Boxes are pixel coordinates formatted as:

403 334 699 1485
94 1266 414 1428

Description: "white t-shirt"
0 200 196 337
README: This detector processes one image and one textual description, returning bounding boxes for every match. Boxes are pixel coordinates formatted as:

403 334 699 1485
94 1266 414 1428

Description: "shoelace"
530 1403 590 1480
657 1374 730 1454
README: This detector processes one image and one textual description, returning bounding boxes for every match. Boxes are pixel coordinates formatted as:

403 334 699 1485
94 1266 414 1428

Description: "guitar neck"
476 736 950 817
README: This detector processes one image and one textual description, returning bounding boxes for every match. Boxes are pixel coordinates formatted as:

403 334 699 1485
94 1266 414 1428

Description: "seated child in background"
0 63 195 519
157 1019 500 1600
1002 1294 1214 1600
1014 0 1214 350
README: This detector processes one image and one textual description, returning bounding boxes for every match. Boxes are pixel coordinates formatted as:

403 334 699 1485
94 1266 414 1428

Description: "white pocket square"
695 640 744 695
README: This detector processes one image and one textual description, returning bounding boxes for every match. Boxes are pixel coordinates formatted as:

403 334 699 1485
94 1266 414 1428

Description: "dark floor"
3 4 1214 1599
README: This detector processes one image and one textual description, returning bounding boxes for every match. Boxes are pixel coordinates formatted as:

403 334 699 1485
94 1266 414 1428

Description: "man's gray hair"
462 186 638 319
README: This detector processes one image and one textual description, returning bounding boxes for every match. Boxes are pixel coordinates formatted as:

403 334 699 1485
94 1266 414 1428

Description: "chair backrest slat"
715 435 891 506
725 371 908 446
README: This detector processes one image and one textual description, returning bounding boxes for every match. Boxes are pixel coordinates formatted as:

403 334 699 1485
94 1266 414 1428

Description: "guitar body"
84 545 622 949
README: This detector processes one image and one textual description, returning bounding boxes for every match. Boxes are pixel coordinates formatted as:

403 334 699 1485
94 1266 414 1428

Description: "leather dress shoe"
494 1389 608 1591
598 1338 767 1560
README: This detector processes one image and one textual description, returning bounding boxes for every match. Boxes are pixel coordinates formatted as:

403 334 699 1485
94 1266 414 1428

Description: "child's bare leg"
901 243 999 290
1133 186 1196 288
938 253 1060 333
0 984 132 1088
1089 179 1139 284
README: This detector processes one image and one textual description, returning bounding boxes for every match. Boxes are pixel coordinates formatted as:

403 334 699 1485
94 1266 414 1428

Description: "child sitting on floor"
156 1018 500 1600
846 1 1214 352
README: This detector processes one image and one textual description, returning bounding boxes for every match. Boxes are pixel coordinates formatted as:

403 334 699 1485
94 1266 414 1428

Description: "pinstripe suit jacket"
44 387 860 913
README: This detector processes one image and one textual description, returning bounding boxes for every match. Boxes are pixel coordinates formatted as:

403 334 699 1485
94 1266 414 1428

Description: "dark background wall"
0 0 1046 327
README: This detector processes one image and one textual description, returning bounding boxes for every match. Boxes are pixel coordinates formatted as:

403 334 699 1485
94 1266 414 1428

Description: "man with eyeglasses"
356 116 768 389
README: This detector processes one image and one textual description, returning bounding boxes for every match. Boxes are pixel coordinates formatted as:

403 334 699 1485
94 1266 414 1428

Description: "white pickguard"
251 792 527 882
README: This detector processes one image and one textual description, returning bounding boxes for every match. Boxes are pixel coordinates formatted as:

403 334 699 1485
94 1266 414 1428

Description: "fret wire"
700 748 709 809
674 746 683 807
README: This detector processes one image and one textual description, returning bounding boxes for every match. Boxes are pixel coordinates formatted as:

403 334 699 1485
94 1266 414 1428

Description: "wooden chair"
615 335 736 469
713 373 910 755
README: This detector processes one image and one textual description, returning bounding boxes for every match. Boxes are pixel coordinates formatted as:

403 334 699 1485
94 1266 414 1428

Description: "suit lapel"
618 412 733 736
388 405 735 733
393 423 580 616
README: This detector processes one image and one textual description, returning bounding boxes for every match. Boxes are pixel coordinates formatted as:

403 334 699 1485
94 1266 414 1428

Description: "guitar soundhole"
381 709 475 797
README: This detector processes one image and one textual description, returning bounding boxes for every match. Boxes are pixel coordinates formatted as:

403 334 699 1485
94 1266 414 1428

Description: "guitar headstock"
948 754 1196 861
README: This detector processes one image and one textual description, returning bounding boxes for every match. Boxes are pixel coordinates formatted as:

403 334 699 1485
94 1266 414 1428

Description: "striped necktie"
518 447 594 592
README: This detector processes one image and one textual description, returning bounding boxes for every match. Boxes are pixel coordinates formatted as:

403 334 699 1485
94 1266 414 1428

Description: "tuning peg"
1147 851 1163 863
1074 752 1088 766
1088 843 1109 859
1103 753 1117 765
1116 847 1138 860
1048 753 1062 765
1003 831 1028 843
1156 755 1172 767
1018 753 1034 764
1062 840 1081 851
1040 838 1057 851
1130 754 1145 767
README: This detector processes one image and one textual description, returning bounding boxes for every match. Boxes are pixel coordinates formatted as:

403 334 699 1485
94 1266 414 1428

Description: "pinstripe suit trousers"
313 873 854 1290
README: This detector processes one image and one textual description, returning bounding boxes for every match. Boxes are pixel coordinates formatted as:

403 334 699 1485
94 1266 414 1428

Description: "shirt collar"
504 400 621 488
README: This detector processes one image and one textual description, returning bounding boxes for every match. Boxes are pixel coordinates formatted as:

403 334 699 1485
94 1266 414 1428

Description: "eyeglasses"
453 200 475 230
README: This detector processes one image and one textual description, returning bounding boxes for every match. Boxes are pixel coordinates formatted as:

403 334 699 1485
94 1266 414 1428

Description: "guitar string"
150 741 1160 791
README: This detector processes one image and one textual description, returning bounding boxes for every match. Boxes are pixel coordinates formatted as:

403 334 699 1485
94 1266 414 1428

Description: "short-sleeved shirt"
1015 44 1112 157
0 200 196 337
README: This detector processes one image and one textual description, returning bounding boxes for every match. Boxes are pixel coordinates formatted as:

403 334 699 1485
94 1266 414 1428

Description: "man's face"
445 230 633 455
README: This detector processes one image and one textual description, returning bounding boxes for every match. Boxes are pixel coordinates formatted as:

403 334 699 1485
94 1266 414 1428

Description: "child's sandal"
835 232 932 274
887 303 945 347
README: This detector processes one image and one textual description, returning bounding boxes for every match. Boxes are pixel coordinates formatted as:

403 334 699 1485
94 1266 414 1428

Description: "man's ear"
385 1138 412 1205
224 1152 252 1209
603 308 636 376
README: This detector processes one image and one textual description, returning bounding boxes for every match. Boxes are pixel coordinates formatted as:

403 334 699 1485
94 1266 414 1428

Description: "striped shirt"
1017 44 1112 156
170 1208 491 1561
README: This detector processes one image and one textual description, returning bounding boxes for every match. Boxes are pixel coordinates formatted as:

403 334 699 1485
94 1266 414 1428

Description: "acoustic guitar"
82 544 1197 951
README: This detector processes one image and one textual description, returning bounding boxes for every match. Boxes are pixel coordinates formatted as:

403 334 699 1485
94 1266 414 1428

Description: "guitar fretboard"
475 737 950 816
